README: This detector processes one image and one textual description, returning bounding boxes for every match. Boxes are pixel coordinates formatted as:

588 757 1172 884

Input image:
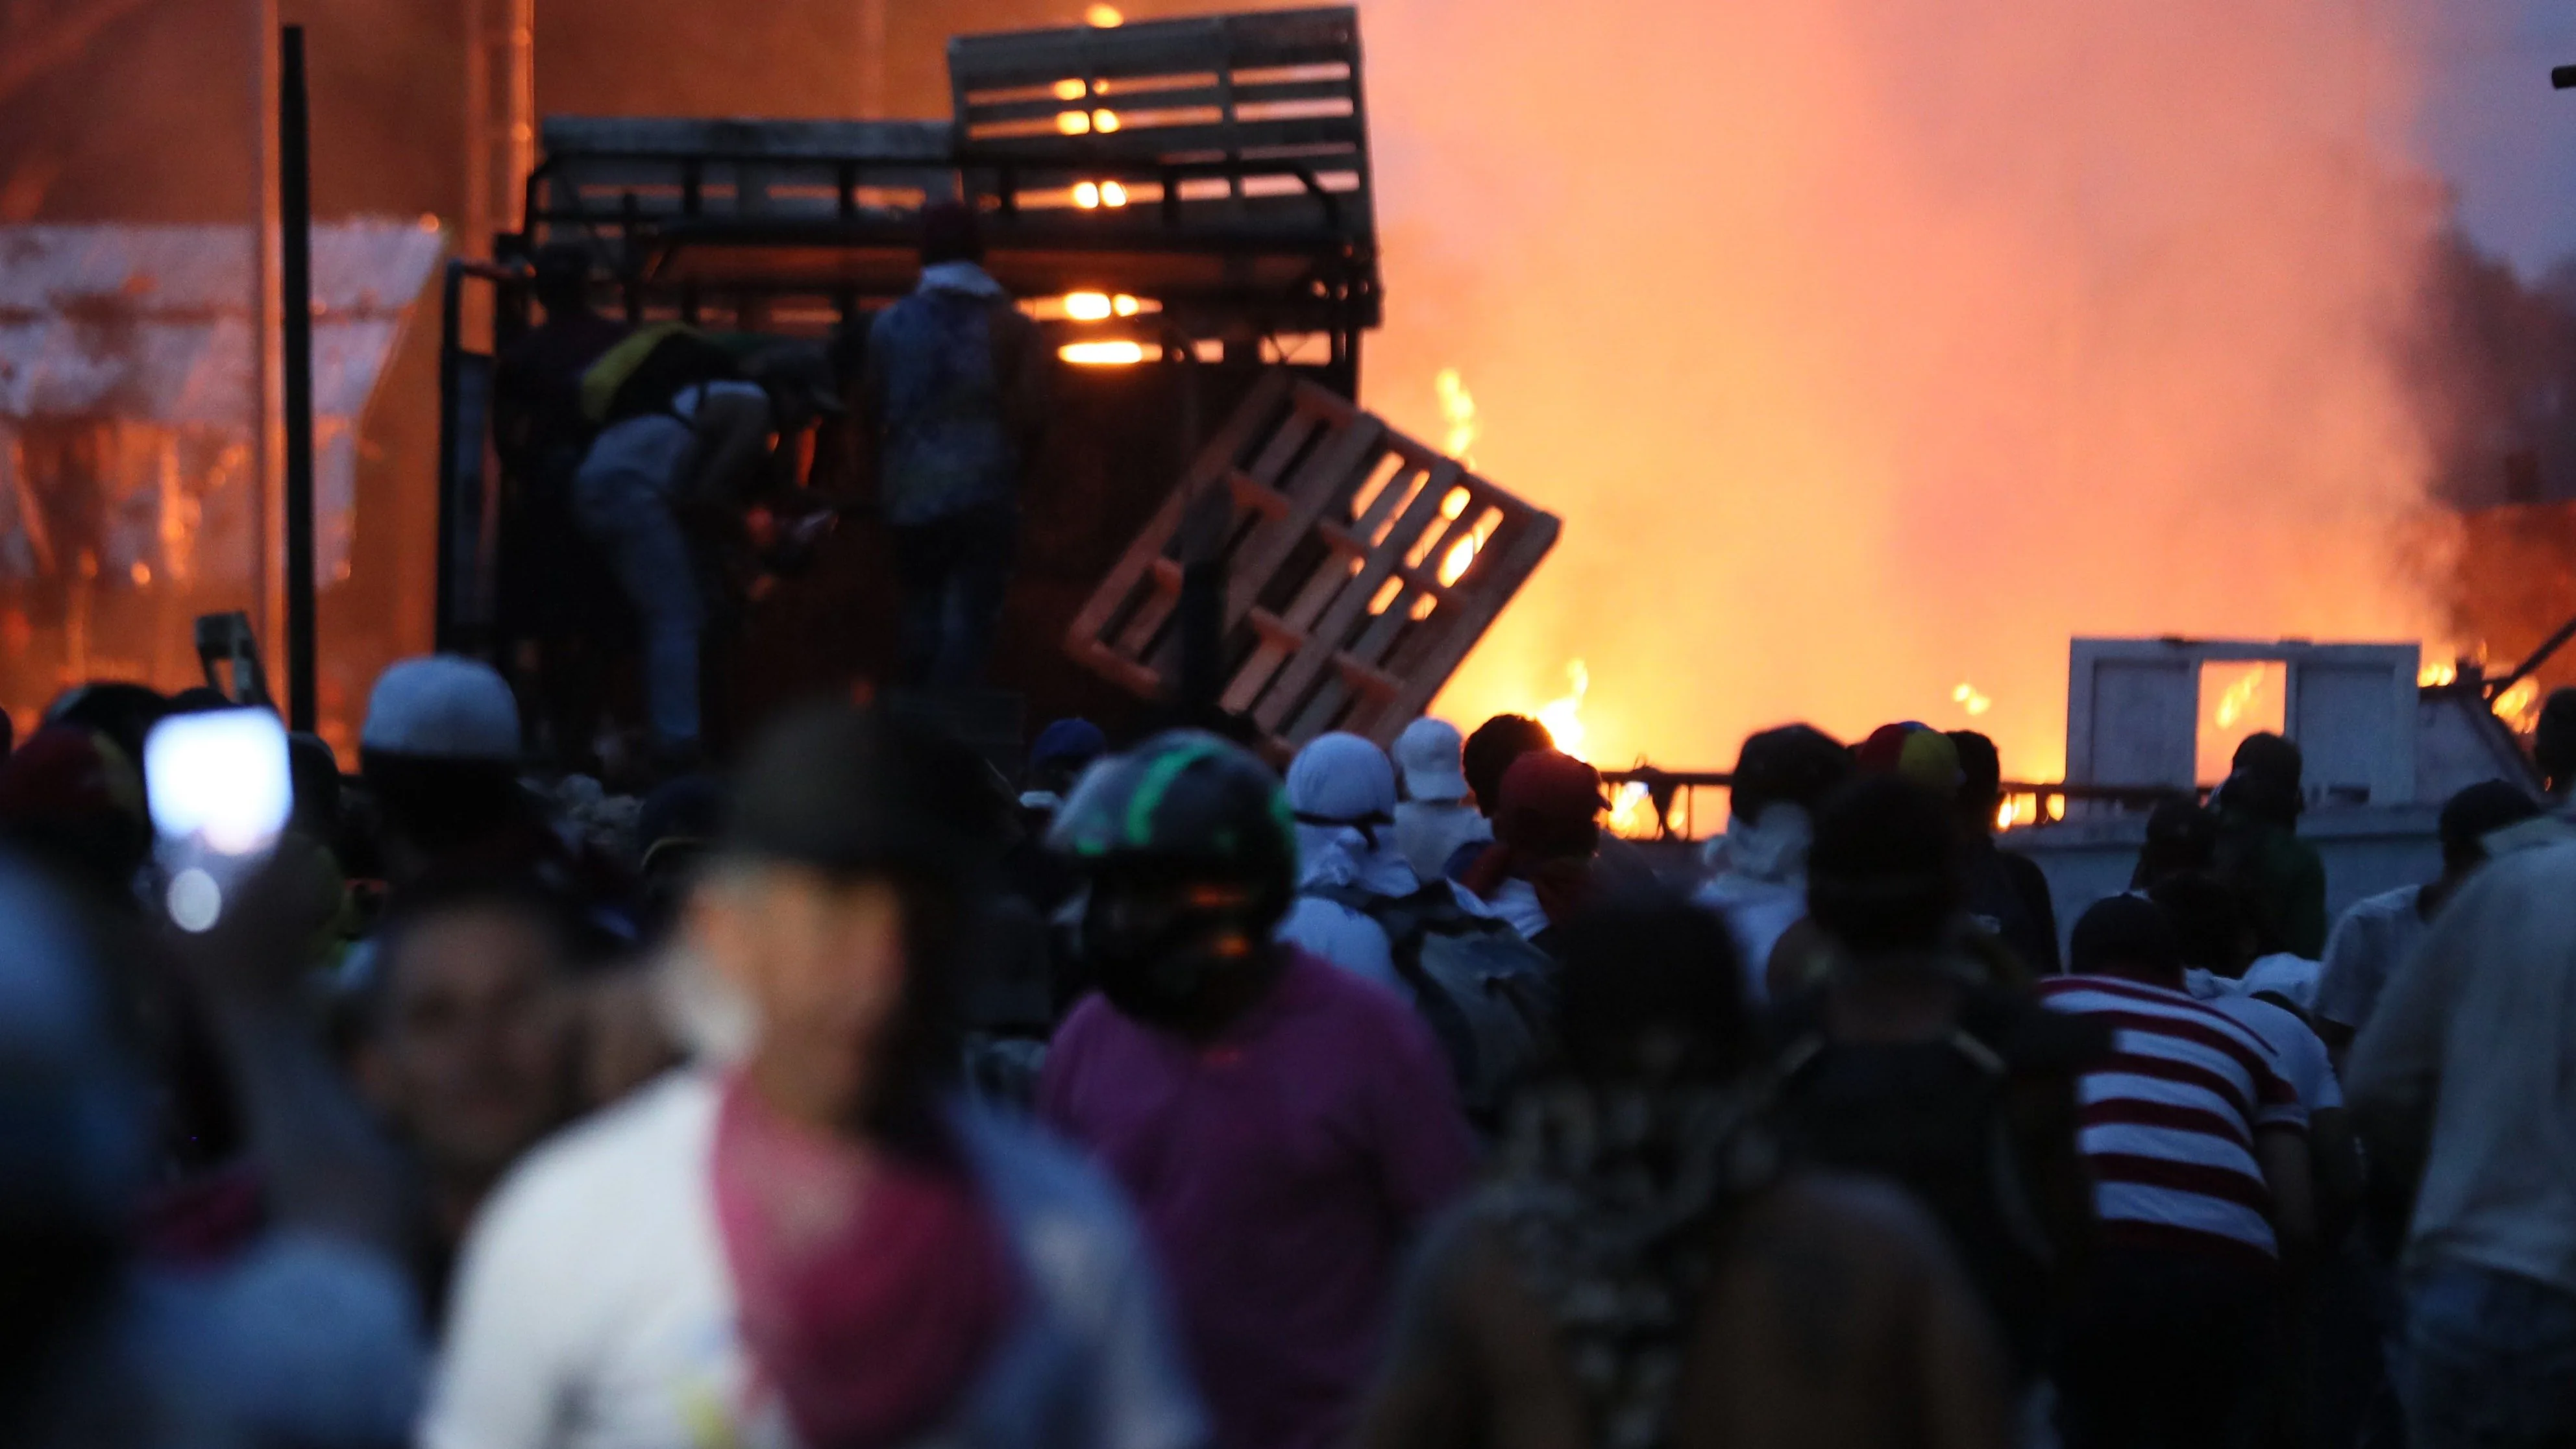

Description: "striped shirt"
2037 975 2307 1265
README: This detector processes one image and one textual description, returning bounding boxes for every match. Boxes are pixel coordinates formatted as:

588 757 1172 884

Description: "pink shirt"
1040 951 1477 1449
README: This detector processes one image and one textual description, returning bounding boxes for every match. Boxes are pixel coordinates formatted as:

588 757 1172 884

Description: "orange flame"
1435 368 1479 462
2212 668 2265 730
1537 659 1589 757
1608 779 1658 837
2497 677 2542 734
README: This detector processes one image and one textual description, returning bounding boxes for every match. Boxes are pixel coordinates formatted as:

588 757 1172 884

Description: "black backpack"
1305 881 1559 1123
1766 986 2103 1378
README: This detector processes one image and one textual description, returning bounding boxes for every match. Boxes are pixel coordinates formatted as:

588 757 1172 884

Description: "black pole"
279 25 317 734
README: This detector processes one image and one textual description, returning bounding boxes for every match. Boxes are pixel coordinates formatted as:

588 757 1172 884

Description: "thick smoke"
1361 0 2446 777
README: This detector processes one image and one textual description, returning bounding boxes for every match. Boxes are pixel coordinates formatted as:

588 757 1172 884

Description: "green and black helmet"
1047 730 1298 923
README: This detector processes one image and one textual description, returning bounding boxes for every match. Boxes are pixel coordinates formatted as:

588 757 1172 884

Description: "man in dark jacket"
861 202 1052 688
2211 732 2327 959
1950 730 2059 974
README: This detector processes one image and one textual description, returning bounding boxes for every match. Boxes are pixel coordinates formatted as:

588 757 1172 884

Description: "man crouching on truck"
571 337 844 773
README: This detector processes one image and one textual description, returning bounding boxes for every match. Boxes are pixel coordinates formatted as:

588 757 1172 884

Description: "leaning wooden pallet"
1066 369 1560 755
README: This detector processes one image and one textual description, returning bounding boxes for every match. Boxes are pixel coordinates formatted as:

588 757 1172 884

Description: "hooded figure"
1695 725 1852 998
1276 733 1430 998
2210 732 2327 959
863 201 1053 688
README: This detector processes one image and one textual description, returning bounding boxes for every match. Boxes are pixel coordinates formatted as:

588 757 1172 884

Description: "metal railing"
1595 767 2197 843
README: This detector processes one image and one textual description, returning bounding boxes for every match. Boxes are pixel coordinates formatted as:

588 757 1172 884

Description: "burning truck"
438 5 1559 763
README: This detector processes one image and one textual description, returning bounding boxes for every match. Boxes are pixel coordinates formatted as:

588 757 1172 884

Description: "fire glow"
1375 0 2444 779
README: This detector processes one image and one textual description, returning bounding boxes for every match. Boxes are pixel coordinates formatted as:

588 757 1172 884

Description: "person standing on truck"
491 243 628 768
570 335 844 771
493 244 628 487
861 201 1052 689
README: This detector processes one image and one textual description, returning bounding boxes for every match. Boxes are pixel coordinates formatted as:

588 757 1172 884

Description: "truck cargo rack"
513 8 1376 376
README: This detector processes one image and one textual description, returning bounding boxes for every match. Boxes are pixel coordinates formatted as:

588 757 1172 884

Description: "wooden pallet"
948 7 1373 249
1066 371 1559 753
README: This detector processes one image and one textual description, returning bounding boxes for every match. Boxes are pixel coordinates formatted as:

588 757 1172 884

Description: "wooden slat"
1251 459 1451 735
1386 513 1562 721
950 9 1359 92
1241 402 1325 488
963 79 1358 127
1225 412 1382 614
1061 369 1292 669
959 116 1366 164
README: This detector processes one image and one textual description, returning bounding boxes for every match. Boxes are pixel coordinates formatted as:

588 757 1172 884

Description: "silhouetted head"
2146 872 2257 977
2134 794 2219 889
2439 779 2542 877
1950 729 2004 829
1552 892 1750 1086
1463 714 1555 820
532 241 594 319
919 201 986 267
2223 732 2303 825
1728 724 1850 826
1808 776 1964 958
2071 894 2184 986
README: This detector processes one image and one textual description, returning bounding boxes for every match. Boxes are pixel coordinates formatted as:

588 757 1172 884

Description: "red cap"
0 726 142 828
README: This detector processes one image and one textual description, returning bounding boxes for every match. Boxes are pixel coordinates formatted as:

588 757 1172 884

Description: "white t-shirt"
423 1073 789 1449
2349 844 2576 1293
2238 953 2322 1014
1693 873 1807 1005
2206 993 2343 1113
425 1072 1204 1449
2314 884 2429 1033
1481 877 1553 942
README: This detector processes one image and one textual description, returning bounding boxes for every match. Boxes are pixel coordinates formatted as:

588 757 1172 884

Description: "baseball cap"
1392 717 1469 803
1029 718 1109 773
1287 732 1397 824
1856 722 1963 796
360 657 521 763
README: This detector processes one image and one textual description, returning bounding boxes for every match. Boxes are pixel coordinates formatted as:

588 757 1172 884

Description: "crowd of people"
5 649 2576 1449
